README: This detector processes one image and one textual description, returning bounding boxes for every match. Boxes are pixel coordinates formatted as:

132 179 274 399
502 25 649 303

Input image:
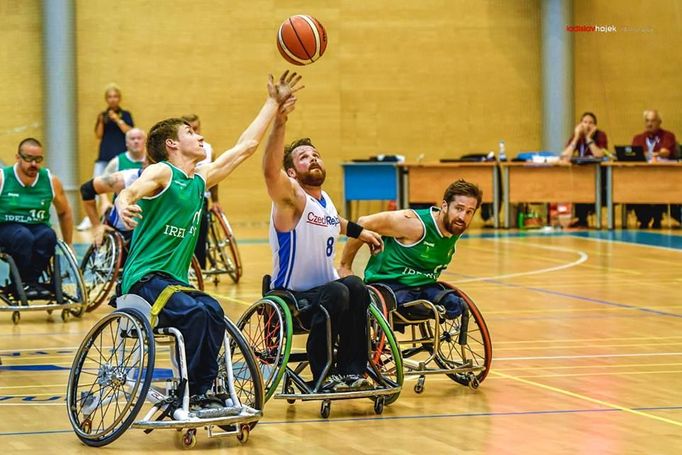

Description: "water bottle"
499 140 507 162
645 148 654 163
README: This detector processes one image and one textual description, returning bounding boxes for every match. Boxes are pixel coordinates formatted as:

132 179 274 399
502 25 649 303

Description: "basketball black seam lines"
289 17 313 62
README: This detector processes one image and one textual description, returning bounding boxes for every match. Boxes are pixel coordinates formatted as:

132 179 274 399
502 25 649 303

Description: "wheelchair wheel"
367 303 403 405
217 316 265 430
206 207 242 284
80 232 124 312
54 241 88 317
66 308 155 447
236 296 293 402
188 256 205 291
420 286 492 385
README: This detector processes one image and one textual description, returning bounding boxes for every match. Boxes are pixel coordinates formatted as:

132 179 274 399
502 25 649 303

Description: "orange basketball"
277 15 327 66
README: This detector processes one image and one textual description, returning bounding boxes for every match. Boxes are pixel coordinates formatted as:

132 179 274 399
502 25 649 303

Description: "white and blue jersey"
269 190 340 292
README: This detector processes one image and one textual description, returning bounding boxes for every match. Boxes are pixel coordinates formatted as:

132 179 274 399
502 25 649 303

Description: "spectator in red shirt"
632 110 677 160
631 110 679 228
561 112 609 227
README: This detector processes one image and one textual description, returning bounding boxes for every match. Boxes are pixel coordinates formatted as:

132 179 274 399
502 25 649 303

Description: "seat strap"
150 285 197 327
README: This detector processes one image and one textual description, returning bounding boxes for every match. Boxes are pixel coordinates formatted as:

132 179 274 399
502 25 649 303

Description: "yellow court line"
496 335 682 345
486 307 662 315
207 292 252 306
493 370 682 427
497 369 682 379
0 383 65 390
496 362 682 372
494 341 682 351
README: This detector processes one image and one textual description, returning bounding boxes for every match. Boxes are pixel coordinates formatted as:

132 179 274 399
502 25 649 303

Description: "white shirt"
269 191 341 291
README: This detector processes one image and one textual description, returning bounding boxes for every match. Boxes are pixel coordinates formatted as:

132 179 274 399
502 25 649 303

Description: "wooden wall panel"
0 1 42 166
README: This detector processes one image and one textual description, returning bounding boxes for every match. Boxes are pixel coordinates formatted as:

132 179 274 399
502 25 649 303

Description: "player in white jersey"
263 90 383 392
80 162 146 246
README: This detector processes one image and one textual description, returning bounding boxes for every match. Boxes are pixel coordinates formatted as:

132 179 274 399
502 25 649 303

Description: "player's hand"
268 71 304 104
359 229 384 255
210 201 222 212
92 224 113 247
574 123 584 137
338 265 354 278
116 200 143 230
277 96 297 122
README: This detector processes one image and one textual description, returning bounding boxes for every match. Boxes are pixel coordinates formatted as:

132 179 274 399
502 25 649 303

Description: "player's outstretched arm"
203 71 303 189
115 163 170 230
339 210 421 277
262 95 306 231
80 172 127 246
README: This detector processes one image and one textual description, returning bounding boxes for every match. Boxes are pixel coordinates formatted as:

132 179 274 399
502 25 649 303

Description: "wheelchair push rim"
80 231 124 312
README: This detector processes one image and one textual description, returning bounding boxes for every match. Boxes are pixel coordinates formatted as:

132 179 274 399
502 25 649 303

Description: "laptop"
615 145 646 162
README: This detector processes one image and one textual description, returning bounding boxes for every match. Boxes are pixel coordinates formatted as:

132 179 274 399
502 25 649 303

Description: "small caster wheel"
182 429 197 449
286 385 296 404
468 375 480 390
213 276 220 286
373 397 385 415
11 311 20 324
61 309 69 322
237 424 250 443
47 309 53 315
320 400 331 419
81 418 92 434
414 376 425 394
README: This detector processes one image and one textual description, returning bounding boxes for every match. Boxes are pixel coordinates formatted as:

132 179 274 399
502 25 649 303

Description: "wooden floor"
2 227 682 454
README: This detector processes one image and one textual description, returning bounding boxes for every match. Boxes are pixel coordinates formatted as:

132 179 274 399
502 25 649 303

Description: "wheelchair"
236 276 403 419
80 229 205 312
66 293 264 448
0 240 88 324
367 281 492 394
203 206 242 285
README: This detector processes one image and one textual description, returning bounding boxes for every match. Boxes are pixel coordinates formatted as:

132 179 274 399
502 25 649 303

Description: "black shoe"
189 394 224 411
342 374 373 390
320 374 349 392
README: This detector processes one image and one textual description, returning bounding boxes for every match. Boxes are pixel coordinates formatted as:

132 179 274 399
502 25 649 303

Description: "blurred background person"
77 83 134 230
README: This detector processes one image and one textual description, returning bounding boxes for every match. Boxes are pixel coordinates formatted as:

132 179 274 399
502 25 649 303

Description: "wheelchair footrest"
132 406 261 430
193 405 242 419
403 358 481 375
275 386 401 402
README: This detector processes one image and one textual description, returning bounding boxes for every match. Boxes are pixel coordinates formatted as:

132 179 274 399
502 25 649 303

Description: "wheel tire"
66 308 155 447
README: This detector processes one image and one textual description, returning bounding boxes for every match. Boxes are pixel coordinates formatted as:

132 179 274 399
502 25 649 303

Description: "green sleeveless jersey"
116 152 144 171
364 208 459 287
0 166 54 225
121 162 205 293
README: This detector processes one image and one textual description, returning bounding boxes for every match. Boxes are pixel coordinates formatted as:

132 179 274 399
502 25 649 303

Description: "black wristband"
346 221 364 239
80 179 97 201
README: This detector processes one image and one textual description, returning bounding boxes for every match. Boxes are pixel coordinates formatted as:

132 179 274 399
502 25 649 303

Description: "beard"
443 212 467 235
297 166 326 186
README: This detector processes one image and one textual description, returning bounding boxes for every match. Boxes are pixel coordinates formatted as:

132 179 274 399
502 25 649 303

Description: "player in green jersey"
0 138 74 297
114 71 302 408
339 179 481 319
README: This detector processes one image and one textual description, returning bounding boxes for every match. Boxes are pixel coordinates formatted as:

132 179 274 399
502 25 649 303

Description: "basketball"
277 15 327 66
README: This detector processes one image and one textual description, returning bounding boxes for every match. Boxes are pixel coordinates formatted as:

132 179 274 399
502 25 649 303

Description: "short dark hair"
18 137 42 152
283 137 315 170
181 114 199 123
443 179 483 209
581 112 597 124
146 118 188 163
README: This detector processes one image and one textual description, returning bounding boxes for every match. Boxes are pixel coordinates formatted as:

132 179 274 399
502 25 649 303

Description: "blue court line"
2 404 681 437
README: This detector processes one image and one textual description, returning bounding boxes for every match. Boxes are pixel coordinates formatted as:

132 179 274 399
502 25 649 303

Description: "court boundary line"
493 370 682 427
